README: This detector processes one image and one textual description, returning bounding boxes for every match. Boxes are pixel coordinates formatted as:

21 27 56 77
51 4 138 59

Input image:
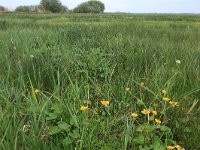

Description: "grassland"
0 13 200 150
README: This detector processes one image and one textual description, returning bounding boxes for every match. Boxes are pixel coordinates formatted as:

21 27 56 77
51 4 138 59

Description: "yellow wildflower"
34 89 40 94
166 146 175 150
141 109 150 115
101 100 109 106
152 110 158 115
80 106 89 111
155 119 161 124
140 82 144 88
162 97 171 102
131 113 138 117
175 145 185 150
175 145 182 150
125 87 130 92
161 89 167 94
169 101 178 107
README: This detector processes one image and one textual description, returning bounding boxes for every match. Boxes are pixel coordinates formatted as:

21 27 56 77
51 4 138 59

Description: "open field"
0 13 200 149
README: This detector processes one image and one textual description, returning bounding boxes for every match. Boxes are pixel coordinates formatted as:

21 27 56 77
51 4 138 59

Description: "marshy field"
0 13 200 149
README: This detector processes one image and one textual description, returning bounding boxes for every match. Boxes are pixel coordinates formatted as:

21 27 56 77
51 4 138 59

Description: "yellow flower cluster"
161 89 178 107
166 145 185 150
131 109 161 124
80 100 110 111
162 97 178 107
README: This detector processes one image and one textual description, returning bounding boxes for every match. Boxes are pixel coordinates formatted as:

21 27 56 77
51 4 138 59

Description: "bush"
40 0 63 13
73 0 105 13
15 6 31 12
15 5 39 12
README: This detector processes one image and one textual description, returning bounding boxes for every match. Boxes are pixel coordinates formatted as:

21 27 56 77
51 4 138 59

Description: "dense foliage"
73 0 105 13
15 6 37 12
0 14 200 150
40 0 63 13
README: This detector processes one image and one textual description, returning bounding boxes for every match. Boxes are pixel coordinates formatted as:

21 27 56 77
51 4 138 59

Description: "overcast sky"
0 0 199 13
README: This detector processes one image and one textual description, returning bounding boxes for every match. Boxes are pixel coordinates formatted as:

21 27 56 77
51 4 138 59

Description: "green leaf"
147 125 155 132
179 118 189 123
69 129 80 139
62 137 72 145
152 137 165 150
58 122 71 131
159 125 171 132
46 113 58 121
51 105 63 114
48 126 61 135
167 139 177 145
70 118 75 125
137 125 144 132
175 121 180 129
134 135 145 145
184 127 192 133
137 99 145 106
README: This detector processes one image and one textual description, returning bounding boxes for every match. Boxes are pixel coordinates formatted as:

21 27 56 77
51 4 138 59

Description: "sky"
0 0 200 13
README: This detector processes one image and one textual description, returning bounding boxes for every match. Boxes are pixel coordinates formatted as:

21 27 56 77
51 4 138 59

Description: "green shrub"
73 0 105 13
15 5 38 12
40 0 64 13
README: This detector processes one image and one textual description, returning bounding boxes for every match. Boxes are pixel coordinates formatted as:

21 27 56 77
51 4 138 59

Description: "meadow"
0 13 200 150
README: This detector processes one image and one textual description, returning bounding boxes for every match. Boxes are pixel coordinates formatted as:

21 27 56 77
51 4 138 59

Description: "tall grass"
0 13 200 149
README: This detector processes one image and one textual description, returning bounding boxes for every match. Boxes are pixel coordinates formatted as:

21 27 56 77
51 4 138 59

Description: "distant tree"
15 6 31 12
36 5 46 13
40 0 63 13
62 6 69 13
0 5 8 12
73 0 105 13
15 5 40 12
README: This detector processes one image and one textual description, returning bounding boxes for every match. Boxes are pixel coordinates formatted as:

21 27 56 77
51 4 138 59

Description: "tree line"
0 0 105 13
